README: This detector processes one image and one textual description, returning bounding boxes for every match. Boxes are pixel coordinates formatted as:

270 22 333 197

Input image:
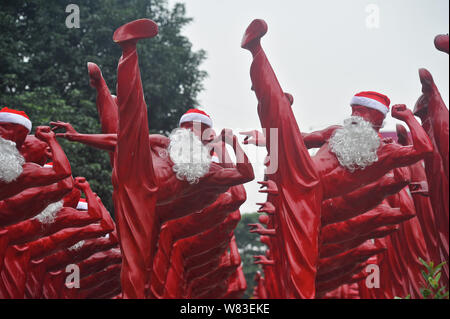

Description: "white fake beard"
329 116 381 172
0 136 25 183
68 240 85 251
34 200 63 225
168 128 212 184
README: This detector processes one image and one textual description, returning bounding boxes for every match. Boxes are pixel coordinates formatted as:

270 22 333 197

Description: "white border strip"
179 113 213 127
0 113 32 132
350 96 388 115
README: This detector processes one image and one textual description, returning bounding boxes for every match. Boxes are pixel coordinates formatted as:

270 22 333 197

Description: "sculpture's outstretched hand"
253 255 275 266
248 223 275 236
257 201 276 215
258 180 278 195
51 121 79 140
240 130 266 146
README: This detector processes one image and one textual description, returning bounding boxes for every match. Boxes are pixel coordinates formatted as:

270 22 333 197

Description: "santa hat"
179 109 213 127
44 162 53 168
76 198 88 211
0 107 32 132
211 152 220 163
350 91 390 116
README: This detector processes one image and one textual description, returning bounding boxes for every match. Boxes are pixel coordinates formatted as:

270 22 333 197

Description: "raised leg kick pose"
241 19 433 298
110 19 159 299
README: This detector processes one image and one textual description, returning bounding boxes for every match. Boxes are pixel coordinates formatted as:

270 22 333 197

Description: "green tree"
0 0 207 213
234 212 267 299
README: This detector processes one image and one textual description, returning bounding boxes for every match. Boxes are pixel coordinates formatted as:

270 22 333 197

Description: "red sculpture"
52 19 253 298
1 17 446 301
414 67 449 285
241 18 432 298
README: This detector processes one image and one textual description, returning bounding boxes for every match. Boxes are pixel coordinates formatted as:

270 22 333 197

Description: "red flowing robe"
111 33 158 299
248 40 322 299
416 68 449 284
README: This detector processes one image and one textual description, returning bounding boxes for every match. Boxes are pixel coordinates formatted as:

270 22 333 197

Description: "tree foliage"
0 0 207 213
234 212 267 299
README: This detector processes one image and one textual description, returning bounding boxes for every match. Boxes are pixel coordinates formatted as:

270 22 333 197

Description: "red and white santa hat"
0 107 32 132
179 108 213 127
76 198 88 211
44 162 53 168
350 91 391 116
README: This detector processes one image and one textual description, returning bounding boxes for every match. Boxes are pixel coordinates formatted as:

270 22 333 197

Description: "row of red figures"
242 19 448 299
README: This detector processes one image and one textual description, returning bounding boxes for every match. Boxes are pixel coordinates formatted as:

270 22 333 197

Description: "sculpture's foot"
434 34 449 54
241 19 268 52
87 62 104 89
113 19 158 46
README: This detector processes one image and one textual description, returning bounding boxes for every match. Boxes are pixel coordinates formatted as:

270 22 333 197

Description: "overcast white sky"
167 0 449 213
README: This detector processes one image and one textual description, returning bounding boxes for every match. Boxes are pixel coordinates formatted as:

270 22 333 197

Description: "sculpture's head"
260 235 271 247
0 107 32 148
179 108 215 145
258 214 269 225
21 135 52 166
327 91 389 172
350 91 390 131
168 109 215 184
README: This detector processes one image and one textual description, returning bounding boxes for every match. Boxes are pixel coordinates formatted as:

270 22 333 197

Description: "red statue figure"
321 167 410 225
222 265 247 299
241 18 433 298
0 121 72 202
414 68 449 284
0 176 73 227
160 210 241 298
150 177 246 299
321 203 414 245
5 177 100 246
20 135 52 166
0 194 115 298
53 19 254 298
384 188 430 298
44 231 118 273
397 124 441 266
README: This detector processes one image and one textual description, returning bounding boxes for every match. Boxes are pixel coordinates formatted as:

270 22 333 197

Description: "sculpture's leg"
112 19 159 299
88 62 119 166
242 19 322 299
